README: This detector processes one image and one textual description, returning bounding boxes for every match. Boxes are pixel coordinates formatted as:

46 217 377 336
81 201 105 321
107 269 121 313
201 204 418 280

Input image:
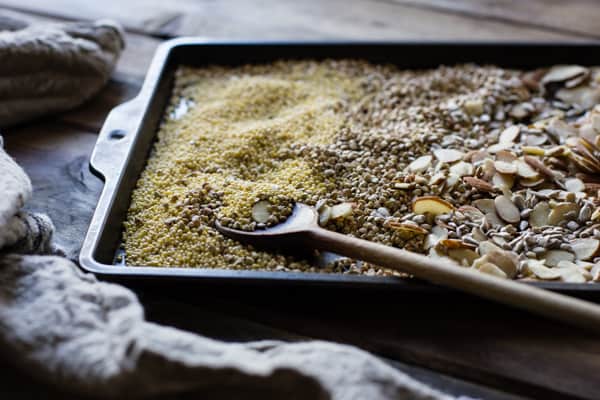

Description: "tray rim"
80 38 600 293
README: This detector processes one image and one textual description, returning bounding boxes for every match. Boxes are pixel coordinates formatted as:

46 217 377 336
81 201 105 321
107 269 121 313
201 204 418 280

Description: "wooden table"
2 1 600 399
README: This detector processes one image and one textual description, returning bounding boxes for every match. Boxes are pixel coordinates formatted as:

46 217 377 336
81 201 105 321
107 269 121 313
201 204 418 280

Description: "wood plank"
173 290 600 400
143 296 526 400
3 123 103 261
392 0 600 40
0 0 179 36
138 0 585 40
1 0 588 40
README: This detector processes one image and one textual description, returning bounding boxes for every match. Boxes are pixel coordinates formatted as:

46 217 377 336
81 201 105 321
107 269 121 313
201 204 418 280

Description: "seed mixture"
124 60 600 283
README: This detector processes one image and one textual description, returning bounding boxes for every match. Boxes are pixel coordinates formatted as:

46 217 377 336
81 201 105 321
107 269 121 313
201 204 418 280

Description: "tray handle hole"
109 129 127 140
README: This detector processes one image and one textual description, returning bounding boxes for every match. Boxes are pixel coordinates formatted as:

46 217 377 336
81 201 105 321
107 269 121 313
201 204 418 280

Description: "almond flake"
318 206 332 226
494 195 520 223
516 159 539 179
494 161 517 175
434 149 464 163
463 177 495 192
544 250 575 267
330 202 354 220
496 150 517 163
412 196 454 216
251 200 271 223
476 262 508 279
547 202 579 226
487 142 512 154
529 202 550 227
492 172 514 191
449 161 474 177
525 260 562 280
499 126 520 143
448 249 479 266
408 155 432 173
565 178 585 193
570 238 600 261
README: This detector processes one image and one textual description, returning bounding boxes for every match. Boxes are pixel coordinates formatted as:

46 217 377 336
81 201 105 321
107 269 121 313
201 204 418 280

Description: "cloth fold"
0 11 124 126
0 12 454 399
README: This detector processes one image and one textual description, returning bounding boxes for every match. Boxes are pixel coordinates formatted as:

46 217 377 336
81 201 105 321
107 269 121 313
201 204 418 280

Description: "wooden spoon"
216 203 600 334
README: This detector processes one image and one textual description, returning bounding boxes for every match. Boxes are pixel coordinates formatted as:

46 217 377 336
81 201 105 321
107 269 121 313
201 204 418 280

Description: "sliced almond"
519 176 545 188
330 202 354 220
425 225 448 250
439 238 476 250
559 267 588 283
523 134 548 146
386 221 428 235
542 65 588 85
529 201 550 227
544 250 575 267
412 196 454 216
458 205 484 222
516 159 539 179
446 173 460 188
484 211 505 228
429 172 446 185
499 126 520 144
525 260 562 280
448 248 479 266
473 199 496 214
477 240 500 255
251 200 271 223
494 195 520 223
408 155 432 173
494 161 517 175
488 142 513 154
570 238 600 261
492 173 515 191
523 156 556 179
318 206 332 226
474 249 518 278
472 226 487 242
481 159 496 181
565 178 585 193
496 150 517 163
463 177 495 192
471 150 490 164
434 149 464 163
476 262 508 278
547 202 579 226
556 86 600 110
449 161 474 177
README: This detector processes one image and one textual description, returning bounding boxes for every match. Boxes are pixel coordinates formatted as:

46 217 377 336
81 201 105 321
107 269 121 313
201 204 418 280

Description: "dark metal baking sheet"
79 39 600 295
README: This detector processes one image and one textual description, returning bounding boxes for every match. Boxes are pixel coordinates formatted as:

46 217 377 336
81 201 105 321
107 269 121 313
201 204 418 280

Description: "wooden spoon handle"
306 227 600 334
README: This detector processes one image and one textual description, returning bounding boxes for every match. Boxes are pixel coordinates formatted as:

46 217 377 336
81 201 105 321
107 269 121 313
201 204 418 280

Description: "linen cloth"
0 12 454 399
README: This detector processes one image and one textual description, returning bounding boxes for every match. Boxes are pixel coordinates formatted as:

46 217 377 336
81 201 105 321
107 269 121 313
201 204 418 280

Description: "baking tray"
80 39 600 295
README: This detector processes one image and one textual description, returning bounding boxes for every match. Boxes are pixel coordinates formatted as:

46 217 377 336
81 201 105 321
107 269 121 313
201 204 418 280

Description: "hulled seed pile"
124 60 600 282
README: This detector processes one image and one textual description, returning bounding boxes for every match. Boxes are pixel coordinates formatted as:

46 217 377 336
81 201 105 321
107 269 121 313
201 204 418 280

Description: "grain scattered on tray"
124 60 600 282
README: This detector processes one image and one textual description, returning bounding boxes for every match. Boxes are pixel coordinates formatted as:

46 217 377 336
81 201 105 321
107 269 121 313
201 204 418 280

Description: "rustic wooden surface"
2 1 600 399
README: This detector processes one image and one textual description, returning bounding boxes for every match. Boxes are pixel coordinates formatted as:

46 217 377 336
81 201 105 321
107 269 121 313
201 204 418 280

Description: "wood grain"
392 0 600 39
3 123 103 260
0 0 587 40
175 290 599 399
160 0 584 40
